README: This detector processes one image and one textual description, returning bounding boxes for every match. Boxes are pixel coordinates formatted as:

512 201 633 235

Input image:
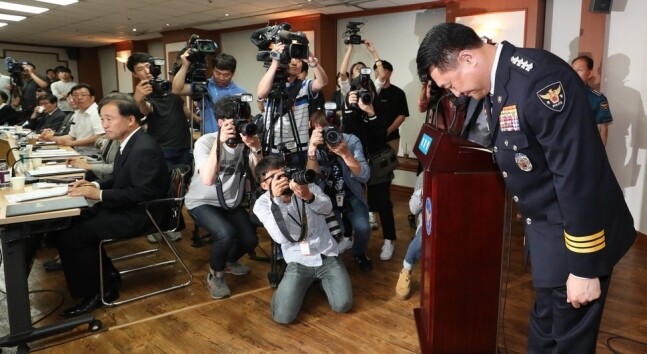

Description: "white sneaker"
147 231 182 243
337 237 354 253
380 241 394 260
369 212 378 230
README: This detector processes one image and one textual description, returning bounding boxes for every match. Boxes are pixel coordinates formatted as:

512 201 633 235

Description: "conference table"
0 138 99 353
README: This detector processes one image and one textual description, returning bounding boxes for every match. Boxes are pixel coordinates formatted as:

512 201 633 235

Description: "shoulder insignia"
536 82 565 112
600 101 610 111
590 88 603 96
510 56 534 72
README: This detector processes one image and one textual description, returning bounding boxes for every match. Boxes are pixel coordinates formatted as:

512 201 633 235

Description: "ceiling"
0 0 437 48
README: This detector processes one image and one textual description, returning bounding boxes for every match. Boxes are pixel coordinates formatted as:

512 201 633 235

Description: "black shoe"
60 288 119 318
354 254 373 272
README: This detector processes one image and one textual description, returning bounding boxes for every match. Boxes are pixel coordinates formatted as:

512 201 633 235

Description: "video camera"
226 93 258 145
147 57 172 98
347 68 374 109
342 21 366 45
251 22 310 66
171 34 218 94
3 57 27 88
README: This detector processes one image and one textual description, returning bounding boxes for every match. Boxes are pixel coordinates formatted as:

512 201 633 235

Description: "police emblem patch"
600 101 609 111
537 82 565 112
500 105 520 132
514 153 533 172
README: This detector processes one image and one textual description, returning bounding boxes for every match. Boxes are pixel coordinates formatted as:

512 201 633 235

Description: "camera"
347 67 374 109
171 34 218 94
147 57 172 98
342 21 366 45
3 57 27 87
322 126 342 147
283 167 317 185
224 93 259 145
251 22 310 66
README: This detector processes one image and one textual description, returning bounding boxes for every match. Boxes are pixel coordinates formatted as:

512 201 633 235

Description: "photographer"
256 43 328 165
15 62 49 117
338 40 384 98
343 74 398 262
128 53 193 171
306 110 373 272
253 154 352 324
185 95 262 299
172 51 246 134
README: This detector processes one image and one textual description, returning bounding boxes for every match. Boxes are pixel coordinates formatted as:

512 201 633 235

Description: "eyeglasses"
72 93 91 98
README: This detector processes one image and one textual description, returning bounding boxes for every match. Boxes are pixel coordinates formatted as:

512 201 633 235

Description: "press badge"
300 241 311 256
336 194 344 208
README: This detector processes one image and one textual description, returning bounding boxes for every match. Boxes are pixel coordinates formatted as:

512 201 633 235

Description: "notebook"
6 196 88 217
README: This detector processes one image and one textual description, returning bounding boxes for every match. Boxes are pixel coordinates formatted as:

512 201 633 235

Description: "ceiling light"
0 13 25 21
132 28 137 32
0 1 49 14
0 22 6 27
35 0 78 5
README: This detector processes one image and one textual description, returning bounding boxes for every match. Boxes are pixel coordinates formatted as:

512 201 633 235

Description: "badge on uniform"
600 101 609 111
537 82 565 112
500 105 520 132
514 153 533 172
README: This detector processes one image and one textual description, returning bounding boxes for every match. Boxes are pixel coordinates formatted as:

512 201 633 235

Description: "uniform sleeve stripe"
564 229 605 242
564 237 605 249
565 241 606 253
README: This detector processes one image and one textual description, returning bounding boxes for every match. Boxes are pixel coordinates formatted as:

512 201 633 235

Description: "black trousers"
527 274 612 353
366 181 396 240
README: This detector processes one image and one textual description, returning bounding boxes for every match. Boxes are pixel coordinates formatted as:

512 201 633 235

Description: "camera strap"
270 197 307 243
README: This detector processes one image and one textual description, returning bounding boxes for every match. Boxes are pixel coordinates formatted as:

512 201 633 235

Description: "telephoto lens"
283 167 317 185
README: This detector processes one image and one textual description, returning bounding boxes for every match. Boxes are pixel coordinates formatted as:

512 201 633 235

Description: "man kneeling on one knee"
253 155 353 324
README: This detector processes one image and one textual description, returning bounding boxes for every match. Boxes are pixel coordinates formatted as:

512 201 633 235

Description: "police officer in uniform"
571 55 613 146
416 23 636 353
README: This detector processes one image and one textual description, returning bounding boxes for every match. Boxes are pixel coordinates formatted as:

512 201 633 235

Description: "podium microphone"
430 92 455 130
447 94 469 133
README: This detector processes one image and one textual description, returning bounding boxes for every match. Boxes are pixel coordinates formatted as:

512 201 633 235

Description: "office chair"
98 164 193 306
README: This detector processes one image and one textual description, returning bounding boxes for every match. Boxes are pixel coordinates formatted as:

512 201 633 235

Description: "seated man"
40 83 104 147
253 155 353 324
184 96 262 299
23 93 66 133
55 93 169 318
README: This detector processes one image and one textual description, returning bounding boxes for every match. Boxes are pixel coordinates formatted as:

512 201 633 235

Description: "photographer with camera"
306 109 373 272
343 69 399 262
128 53 193 171
256 39 328 166
185 95 262 299
253 154 353 324
12 61 49 118
172 50 246 134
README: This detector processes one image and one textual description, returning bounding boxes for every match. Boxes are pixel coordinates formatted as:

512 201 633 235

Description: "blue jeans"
163 148 192 170
188 205 258 272
272 256 353 324
404 228 422 266
335 193 370 256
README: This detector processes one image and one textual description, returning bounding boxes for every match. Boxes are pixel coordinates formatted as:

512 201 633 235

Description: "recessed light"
0 1 49 14
0 13 25 21
35 0 78 5
132 28 137 32
224 13 229 17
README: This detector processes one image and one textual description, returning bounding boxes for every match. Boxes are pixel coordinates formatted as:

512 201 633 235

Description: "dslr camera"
342 21 366 45
251 22 310 66
347 67 374 109
283 167 317 185
147 57 172 98
226 93 258 145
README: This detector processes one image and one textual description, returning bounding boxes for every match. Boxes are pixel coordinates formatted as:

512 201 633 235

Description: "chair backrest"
168 164 191 198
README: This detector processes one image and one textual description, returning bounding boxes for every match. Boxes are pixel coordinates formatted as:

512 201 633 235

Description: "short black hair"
55 65 71 73
98 92 144 124
572 55 594 70
46 68 55 74
126 52 153 73
39 93 58 105
416 22 483 81
212 53 237 72
70 83 95 97
374 60 393 72
255 154 285 182
0 91 8 102
213 94 250 120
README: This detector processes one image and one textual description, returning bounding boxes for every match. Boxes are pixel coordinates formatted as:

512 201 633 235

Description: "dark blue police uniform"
586 85 613 124
488 41 636 353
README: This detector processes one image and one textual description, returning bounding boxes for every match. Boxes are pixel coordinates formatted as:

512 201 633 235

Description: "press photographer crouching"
184 94 262 299
306 107 373 272
253 154 353 324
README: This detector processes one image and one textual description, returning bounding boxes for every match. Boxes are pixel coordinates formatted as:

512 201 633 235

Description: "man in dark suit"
417 23 636 353
56 93 169 318
23 93 66 132
0 91 17 125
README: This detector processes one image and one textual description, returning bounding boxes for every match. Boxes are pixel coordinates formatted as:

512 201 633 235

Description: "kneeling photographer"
342 69 399 263
184 95 262 300
128 53 192 171
253 154 353 324
306 109 373 272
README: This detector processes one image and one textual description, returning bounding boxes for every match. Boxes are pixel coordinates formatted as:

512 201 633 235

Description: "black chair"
98 165 193 306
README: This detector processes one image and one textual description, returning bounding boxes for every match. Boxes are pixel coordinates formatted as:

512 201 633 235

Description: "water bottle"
0 161 9 189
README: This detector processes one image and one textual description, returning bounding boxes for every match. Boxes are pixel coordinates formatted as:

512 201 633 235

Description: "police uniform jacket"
489 41 636 288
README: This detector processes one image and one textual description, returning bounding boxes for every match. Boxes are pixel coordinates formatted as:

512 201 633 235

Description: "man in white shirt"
41 83 104 146
50 66 77 113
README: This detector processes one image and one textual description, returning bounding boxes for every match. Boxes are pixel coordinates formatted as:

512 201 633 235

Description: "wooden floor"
1 188 646 353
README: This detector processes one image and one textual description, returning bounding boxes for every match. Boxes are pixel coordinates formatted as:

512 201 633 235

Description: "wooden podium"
412 124 505 353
